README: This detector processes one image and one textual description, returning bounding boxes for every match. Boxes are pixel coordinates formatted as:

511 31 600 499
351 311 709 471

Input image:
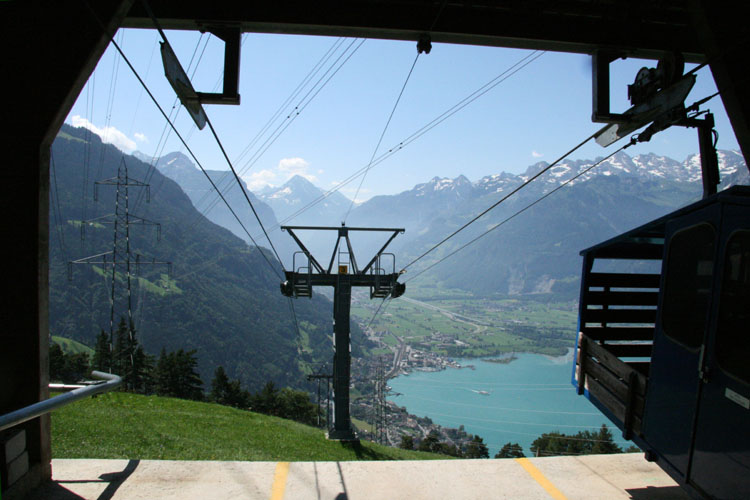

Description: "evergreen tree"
112 318 131 378
49 343 66 382
495 442 525 458
130 345 154 394
91 330 111 372
464 434 489 459
399 435 414 450
591 424 622 454
65 352 90 381
276 388 317 425
49 343 90 383
210 366 231 403
531 425 621 457
210 366 250 408
154 348 171 395
154 348 203 400
250 381 280 415
418 430 442 454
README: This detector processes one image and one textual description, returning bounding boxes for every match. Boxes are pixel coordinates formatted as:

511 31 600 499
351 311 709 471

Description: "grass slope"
51 336 94 356
52 392 442 461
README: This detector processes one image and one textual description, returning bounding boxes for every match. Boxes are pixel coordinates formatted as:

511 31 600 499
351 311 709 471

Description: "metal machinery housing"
575 186 750 499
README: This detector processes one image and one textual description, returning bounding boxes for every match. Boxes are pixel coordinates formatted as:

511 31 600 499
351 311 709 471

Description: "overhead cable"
190 37 347 213
136 0 288 271
197 39 366 220
405 140 634 283
204 116 287 269
344 51 422 222
264 50 545 235
50 151 69 262
84 7 284 281
400 128 599 274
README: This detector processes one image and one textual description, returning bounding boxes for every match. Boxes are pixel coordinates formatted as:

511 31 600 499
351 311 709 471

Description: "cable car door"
643 213 718 481
689 206 750 500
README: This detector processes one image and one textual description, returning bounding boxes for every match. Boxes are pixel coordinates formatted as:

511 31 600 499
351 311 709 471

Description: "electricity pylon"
374 358 387 445
69 157 170 368
281 224 405 441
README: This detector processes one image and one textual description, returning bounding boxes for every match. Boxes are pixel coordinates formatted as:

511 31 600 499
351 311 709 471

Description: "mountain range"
346 149 748 294
147 147 748 298
50 125 368 392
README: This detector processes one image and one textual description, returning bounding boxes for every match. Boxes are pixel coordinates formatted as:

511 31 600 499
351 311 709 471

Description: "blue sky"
65 28 739 201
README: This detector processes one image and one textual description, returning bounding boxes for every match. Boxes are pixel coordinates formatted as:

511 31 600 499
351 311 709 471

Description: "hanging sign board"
160 41 207 130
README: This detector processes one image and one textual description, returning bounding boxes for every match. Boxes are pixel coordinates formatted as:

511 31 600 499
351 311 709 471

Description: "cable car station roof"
122 0 705 62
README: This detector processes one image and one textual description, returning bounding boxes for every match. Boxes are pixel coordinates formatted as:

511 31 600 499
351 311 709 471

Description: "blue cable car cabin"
573 185 750 500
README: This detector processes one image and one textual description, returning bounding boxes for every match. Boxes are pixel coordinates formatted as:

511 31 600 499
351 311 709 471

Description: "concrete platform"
27 453 691 499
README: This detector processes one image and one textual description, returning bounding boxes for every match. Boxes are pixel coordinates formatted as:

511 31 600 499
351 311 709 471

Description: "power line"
136 7 303 343
132 32 209 214
344 52 421 222
84 5 284 282
196 38 366 221
261 50 545 236
400 129 599 274
50 150 69 262
233 38 348 167
190 37 347 214
204 116 287 269
404 140 634 284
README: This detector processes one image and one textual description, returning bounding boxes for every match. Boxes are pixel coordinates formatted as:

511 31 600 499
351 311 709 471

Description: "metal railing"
0 371 122 432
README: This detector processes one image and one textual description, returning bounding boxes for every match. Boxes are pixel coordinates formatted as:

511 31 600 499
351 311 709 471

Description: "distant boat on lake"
469 389 491 395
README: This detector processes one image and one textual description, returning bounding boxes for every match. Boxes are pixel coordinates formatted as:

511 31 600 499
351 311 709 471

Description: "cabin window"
662 223 716 349
716 230 750 385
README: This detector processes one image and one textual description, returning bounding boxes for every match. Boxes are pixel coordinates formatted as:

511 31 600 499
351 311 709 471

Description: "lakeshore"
387 350 627 458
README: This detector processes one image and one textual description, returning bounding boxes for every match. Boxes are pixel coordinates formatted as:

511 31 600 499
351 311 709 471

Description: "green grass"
52 392 442 461
51 336 94 356
136 274 183 296
57 131 87 143
350 417 374 434
354 287 577 358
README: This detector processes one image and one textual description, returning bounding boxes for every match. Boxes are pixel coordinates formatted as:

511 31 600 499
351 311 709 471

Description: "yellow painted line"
515 458 568 500
270 461 290 500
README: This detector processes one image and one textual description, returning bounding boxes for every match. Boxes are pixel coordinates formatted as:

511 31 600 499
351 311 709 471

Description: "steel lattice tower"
374 358 387 445
69 157 170 367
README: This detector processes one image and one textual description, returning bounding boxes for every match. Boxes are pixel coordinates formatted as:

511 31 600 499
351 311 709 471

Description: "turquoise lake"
388 351 630 457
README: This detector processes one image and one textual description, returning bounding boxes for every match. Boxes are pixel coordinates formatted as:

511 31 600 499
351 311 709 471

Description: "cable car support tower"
280 225 405 441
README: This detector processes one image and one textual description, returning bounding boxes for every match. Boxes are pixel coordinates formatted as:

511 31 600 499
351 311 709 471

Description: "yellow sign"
338 265 348 274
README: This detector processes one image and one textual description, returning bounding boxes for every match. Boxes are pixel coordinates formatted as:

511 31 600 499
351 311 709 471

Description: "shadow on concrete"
338 440 388 460
335 461 349 500
25 481 87 500
626 485 692 499
94 459 140 500
27 459 140 500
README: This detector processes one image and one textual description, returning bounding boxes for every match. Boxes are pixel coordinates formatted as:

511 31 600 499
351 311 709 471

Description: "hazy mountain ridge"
143 145 747 298
153 152 286 252
258 174 352 226
51 125 368 392
345 150 747 295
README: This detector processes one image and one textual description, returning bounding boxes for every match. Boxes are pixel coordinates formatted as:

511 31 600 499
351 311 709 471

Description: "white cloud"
70 115 137 153
134 132 148 143
244 169 277 190
277 157 317 183
244 157 319 190
278 157 309 173
532 150 544 158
